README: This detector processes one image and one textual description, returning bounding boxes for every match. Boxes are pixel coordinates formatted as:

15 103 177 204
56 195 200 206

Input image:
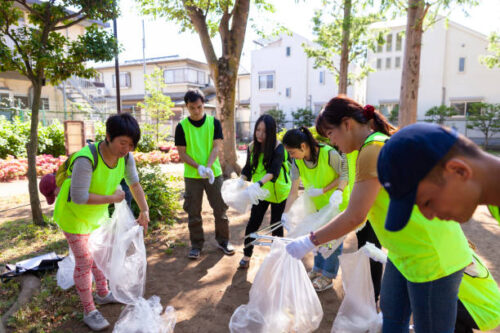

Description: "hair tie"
363 104 375 119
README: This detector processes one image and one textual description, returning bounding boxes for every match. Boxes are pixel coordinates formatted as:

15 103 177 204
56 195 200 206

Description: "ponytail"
283 126 320 163
316 95 397 137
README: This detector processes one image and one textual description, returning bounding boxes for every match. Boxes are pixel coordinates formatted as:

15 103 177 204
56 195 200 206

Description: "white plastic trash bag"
89 201 147 304
283 193 316 232
222 178 269 214
56 249 75 290
287 199 340 238
113 296 176 333
229 239 323 333
331 246 383 333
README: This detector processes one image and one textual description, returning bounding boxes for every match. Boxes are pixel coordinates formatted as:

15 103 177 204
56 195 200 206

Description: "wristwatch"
309 231 321 246
258 180 263 187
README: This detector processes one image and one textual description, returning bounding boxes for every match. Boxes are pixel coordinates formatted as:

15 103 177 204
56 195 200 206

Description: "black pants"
356 220 383 302
244 199 286 257
455 300 479 333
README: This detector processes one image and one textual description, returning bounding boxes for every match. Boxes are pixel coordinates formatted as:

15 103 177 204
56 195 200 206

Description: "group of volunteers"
43 86 499 332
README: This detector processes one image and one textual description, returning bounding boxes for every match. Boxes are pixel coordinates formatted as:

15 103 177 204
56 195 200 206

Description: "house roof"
94 55 210 69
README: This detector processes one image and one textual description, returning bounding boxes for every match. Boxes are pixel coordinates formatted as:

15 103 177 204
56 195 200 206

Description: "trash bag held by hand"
229 239 323 333
285 193 316 233
287 198 340 238
331 248 382 333
222 179 269 214
113 296 176 333
89 201 147 304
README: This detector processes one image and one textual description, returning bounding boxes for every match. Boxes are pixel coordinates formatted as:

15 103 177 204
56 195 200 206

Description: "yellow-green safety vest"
250 144 291 203
362 132 471 282
295 145 340 210
488 205 500 225
53 142 125 234
458 251 500 331
339 150 358 211
180 115 222 179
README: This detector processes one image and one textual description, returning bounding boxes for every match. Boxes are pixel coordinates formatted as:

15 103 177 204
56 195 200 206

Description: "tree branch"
228 0 249 58
53 16 87 31
11 0 44 21
219 6 230 56
1 25 34 79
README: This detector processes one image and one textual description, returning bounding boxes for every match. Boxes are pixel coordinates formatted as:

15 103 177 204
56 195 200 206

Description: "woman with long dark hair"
282 126 347 292
239 114 291 269
285 96 472 333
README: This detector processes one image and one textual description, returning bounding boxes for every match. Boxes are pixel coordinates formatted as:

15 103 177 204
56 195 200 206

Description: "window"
41 98 49 110
258 73 274 90
112 72 131 88
386 34 393 52
377 42 383 53
379 103 399 117
376 58 382 70
458 57 466 72
0 93 10 108
451 101 482 116
386 57 391 69
285 87 291 98
13 95 29 108
286 47 291 57
319 71 325 84
395 56 401 69
260 104 278 113
396 33 403 51
164 68 207 84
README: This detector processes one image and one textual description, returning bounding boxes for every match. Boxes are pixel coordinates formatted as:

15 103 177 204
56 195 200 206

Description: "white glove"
329 190 343 207
197 165 207 178
307 187 324 197
246 182 263 205
281 213 290 232
205 168 215 184
237 177 246 189
286 234 316 260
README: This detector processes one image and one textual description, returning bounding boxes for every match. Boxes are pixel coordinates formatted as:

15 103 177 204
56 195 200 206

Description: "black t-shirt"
174 114 223 146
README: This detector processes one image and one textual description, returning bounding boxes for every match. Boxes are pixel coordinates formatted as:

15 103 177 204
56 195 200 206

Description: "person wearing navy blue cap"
378 122 500 229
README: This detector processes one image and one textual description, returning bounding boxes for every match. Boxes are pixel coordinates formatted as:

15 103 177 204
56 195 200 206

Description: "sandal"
312 275 333 292
238 258 250 269
307 270 321 281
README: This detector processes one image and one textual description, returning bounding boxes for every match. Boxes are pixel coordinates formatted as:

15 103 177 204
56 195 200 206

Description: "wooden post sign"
64 120 85 155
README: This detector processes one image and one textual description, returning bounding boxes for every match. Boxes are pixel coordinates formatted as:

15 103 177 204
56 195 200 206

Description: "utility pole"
113 0 121 113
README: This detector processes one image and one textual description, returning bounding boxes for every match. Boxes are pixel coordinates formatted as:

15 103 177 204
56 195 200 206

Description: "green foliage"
0 117 67 158
292 108 315 128
132 165 180 229
137 68 175 145
37 120 65 157
480 32 500 69
94 120 106 142
424 105 457 125
265 109 286 131
277 126 330 146
388 105 399 125
303 1 386 86
466 102 500 150
136 124 158 153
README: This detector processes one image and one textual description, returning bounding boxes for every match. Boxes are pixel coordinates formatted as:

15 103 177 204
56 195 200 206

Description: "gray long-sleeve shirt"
70 153 139 204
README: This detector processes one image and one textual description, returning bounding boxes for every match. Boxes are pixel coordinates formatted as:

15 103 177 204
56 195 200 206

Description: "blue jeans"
312 243 343 279
380 260 464 333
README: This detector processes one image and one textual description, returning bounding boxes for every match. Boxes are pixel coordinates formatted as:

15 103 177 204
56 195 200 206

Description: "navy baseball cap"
377 123 459 232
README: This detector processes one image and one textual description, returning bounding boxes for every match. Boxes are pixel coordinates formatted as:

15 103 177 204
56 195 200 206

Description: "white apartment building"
365 18 500 141
250 33 353 128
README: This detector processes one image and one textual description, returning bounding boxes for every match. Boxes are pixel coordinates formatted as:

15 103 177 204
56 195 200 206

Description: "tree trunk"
338 0 352 95
398 0 426 128
215 59 242 178
28 82 44 226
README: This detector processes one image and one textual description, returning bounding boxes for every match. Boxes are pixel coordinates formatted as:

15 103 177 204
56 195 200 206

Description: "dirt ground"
1 176 499 333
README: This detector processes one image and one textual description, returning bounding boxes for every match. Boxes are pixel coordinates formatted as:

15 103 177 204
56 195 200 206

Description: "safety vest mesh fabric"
250 146 291 203
458 251 500 331
339 150 358 211
488 205 500 225
362 132 471 282
295 145 338 210
180 115 222 179
53 143 125 234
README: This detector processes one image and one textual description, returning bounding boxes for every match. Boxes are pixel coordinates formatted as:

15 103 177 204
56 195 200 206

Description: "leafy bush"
38 120 65 157
136 124 158 152
0 116 30 158
131 165 180 228
266 109 287 130
292 108 315 127
94 120 106 142
277 126 330 146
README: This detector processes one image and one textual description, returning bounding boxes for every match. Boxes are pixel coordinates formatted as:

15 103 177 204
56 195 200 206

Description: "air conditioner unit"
96 88 105 96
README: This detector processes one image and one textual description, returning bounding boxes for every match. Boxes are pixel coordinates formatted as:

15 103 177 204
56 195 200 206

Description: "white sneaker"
95 291 119 305
83 310 110 331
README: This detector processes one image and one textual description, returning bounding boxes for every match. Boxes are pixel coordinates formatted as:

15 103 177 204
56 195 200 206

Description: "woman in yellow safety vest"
286 96 472 333
53 113 149 331
238 114 291 269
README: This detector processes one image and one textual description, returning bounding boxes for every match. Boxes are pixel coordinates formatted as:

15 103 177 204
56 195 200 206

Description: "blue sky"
113 0 500 70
